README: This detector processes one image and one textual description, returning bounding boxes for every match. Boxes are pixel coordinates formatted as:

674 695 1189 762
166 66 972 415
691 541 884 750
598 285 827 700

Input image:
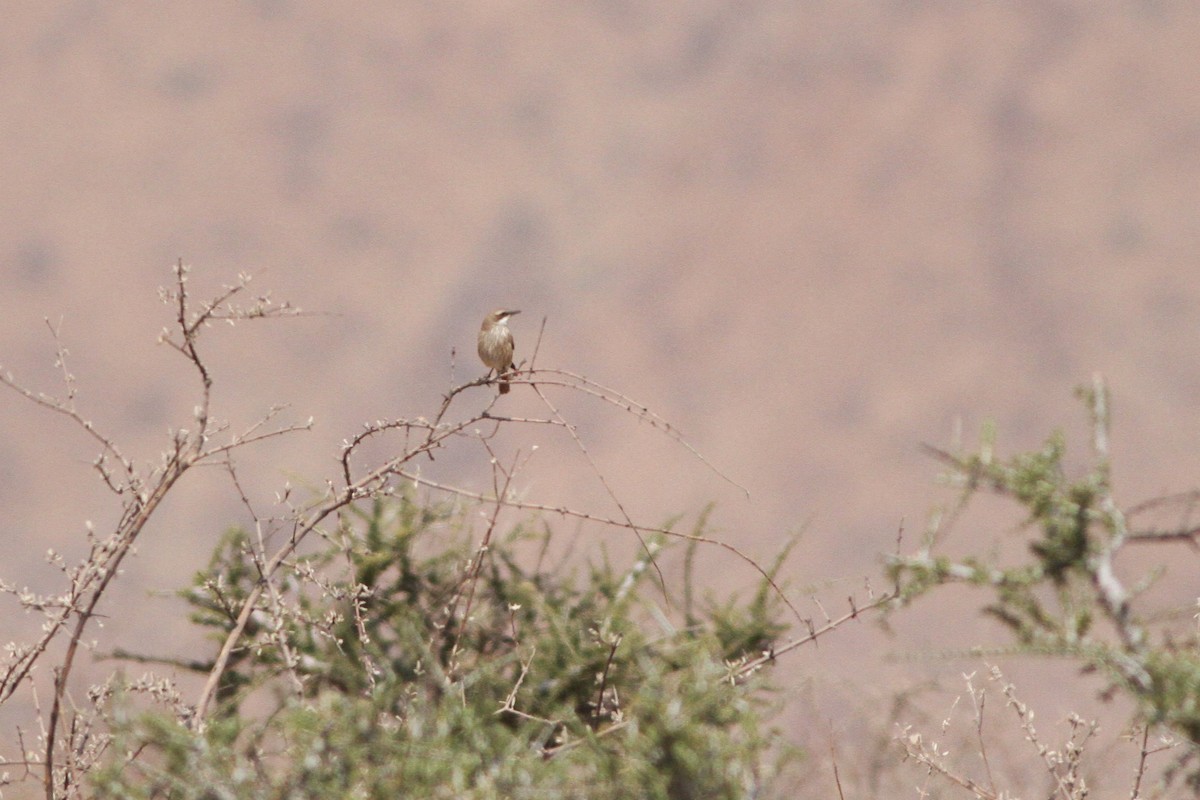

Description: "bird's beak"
507 310 521 317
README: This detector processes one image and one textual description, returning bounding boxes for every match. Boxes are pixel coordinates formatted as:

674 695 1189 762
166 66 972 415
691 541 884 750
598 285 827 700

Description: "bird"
478 309 520 394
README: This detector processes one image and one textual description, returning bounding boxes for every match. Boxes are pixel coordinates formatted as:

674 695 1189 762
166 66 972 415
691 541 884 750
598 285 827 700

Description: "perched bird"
478 309 520 394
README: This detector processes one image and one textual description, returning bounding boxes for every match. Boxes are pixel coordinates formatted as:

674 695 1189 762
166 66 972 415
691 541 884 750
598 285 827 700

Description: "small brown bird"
478 309 520 394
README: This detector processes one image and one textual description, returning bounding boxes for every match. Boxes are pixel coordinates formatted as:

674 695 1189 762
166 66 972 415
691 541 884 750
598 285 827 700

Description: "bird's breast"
478 325 514 367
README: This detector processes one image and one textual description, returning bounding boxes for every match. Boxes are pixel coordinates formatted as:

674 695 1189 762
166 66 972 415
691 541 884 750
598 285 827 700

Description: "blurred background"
2 1 1200 793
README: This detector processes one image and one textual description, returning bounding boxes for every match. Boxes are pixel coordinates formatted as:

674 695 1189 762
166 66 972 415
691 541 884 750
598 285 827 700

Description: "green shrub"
92 496 795 799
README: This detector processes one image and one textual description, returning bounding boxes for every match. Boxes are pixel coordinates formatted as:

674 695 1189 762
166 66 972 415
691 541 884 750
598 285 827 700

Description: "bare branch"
519 368 749 498
393 467 809 627
0 263 308 796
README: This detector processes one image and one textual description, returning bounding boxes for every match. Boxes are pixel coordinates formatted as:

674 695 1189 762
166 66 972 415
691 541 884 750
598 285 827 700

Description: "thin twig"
396 468 808 626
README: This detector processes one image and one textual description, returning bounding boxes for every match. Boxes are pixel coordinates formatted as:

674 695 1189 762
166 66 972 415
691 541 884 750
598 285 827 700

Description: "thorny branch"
0 268 880 798
195 335 828 725
0 261 306 798
905 376 1161 692
897 665 1102 800
195 355 806 721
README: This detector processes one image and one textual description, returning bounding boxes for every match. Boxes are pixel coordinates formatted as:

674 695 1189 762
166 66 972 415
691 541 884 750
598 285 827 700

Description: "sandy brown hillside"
1 3 1199 795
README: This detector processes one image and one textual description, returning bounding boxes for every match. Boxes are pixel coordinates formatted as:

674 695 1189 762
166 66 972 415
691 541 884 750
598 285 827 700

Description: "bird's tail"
498 363 515 394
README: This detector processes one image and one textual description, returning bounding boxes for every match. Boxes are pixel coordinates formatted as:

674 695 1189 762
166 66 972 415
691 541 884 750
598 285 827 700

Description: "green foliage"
92 496 795 799
887 386 1200 777
1145 649 1200 744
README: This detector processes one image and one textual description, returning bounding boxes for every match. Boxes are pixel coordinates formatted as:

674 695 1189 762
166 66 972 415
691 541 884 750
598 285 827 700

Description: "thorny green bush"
92 496 795 799
889 381 1200 786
